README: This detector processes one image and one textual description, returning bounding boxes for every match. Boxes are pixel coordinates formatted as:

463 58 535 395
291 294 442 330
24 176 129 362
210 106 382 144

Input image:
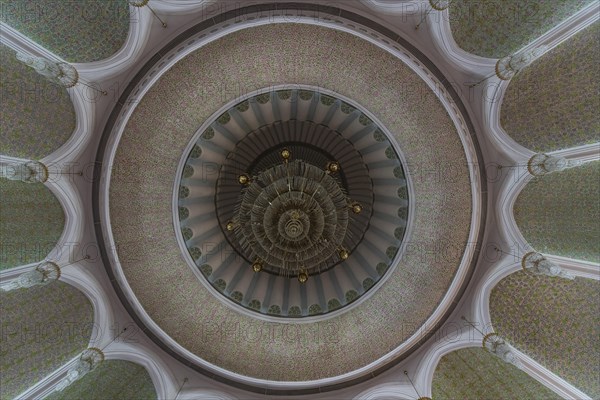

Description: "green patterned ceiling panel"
491 272 600 398
514 161 600 263
0 44 76 159
432 347 562 399
501 22 600 152
0 180 65 270
0 0 130 63
0 282 93 399
44 360 158 400
449 0 594 58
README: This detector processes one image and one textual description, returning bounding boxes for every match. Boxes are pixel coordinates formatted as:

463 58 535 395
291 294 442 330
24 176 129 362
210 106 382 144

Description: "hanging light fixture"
521 252 575 280
462 316 522 369
1 261 60 291
55 347 105 391
225 148 363 282
1 256 90 292
0 161 48 183
469 46 547 87
494 247 575 280
527 153 582 176
15 52 107 95
55 327 128 392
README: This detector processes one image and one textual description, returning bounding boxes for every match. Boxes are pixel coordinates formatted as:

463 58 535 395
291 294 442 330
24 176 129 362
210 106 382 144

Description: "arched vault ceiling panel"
0 44 75 159
490 272 600 398
0 0 130 63
514 160 600 263
431 347 562 400
0 180 65 270
501 21 600 152
44 360 158 400
448 0 594 58
0 282 93 399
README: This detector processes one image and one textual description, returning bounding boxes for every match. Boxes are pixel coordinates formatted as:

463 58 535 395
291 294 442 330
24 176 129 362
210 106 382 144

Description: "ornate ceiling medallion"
176 88 409 318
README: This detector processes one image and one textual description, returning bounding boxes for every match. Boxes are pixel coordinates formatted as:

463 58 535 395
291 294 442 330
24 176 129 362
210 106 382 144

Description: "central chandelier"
226 149 362 282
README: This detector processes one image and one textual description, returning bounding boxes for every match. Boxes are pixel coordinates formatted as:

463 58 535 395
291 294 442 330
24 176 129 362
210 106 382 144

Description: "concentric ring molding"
94 5 485 395
174 86 410 321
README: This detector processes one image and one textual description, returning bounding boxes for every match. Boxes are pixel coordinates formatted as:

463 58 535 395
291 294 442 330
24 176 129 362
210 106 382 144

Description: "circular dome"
176 88 408 318
98 12 484 393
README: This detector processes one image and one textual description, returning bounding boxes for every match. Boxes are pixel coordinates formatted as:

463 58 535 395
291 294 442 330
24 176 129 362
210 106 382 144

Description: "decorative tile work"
501 22 600 152
108 24 473 381
432 347 561 399
0 44 75 159
44 360 157 400
0 180 65 270
0 282 93 399
514 161 599 262
449 0 594 58
0 0 130 63
491 272 600 398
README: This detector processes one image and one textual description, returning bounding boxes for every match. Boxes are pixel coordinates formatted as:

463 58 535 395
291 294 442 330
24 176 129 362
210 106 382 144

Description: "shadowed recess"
432 347 562 399
0 282 93 399
514 160 600 262
491 272 600 398
0 0 130 63
44 360 158 400
501 22 600 152
0 44 76 159
0 180 65 270
449 0 594 58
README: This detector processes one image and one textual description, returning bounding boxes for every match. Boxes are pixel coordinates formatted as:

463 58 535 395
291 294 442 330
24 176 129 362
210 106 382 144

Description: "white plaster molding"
354 382 415 400
177 388 238 400
429 8 495 75
0 262 39 286
495 149 600 279
0 24 96 168
360 0 424 16
415 335 479 398
481 3 600 161
545 254 600 281
14 355 80 400
515 347 593 400
72 4 153 81
104 341 179 400
41 82 96 166
152 0 212 15
97 10 483 391
60 267 115 351
0 22 61 61
551 142 600 163
470 256 594 399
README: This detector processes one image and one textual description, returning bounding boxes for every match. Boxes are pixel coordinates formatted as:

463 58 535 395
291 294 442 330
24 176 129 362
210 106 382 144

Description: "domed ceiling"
97 17 483 391
2 0 598 399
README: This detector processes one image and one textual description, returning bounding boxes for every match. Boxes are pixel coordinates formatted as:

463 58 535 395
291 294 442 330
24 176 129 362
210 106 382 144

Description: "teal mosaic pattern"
432 347 562 399
501 22 600 152
0 44 75 159
45 360 157 400
449 0 594 58
491 272 600 398
0 180 65 270
0 282 93 399
514 161 600 262
0 0 130 63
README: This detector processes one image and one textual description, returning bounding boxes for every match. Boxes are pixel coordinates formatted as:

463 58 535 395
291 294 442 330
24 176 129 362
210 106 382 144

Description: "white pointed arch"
354 382 417 400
